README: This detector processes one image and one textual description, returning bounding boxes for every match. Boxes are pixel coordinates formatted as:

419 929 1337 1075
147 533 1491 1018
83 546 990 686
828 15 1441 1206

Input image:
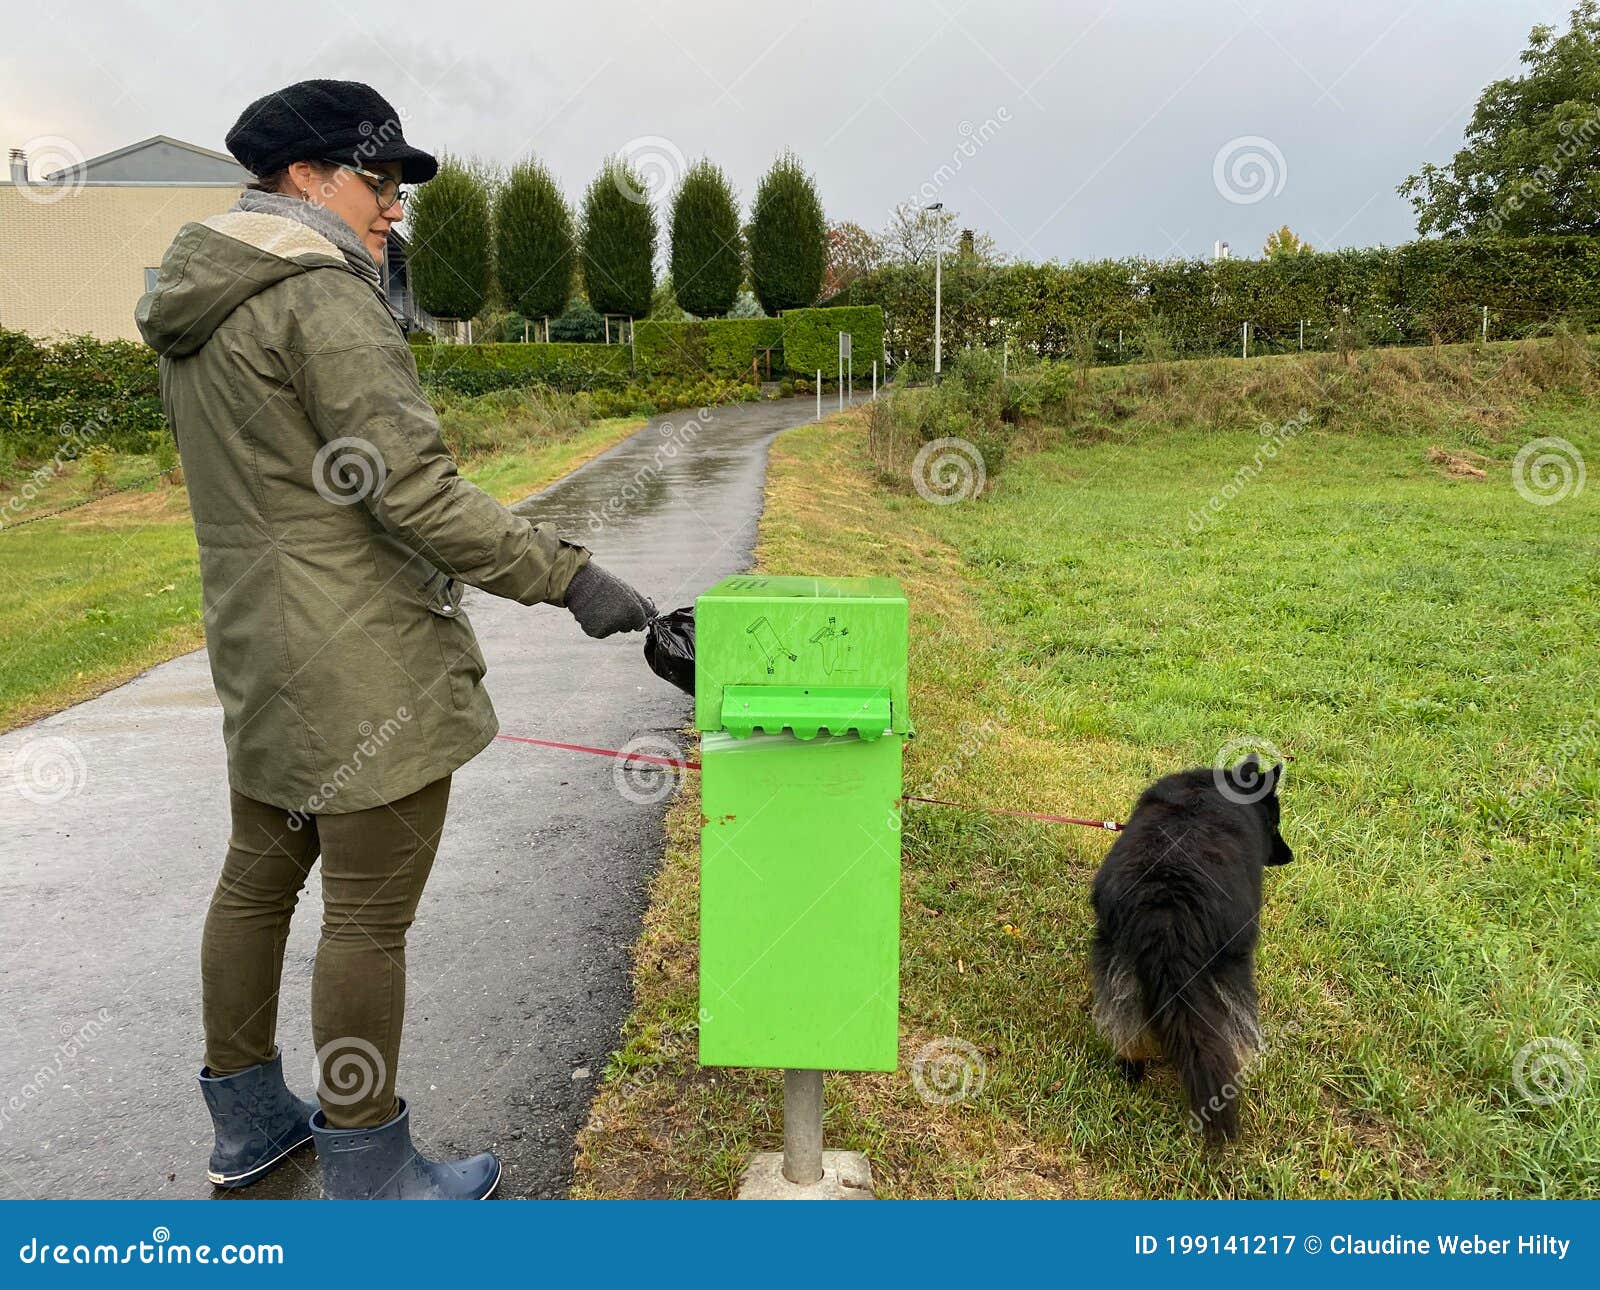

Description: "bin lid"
719 685 892 741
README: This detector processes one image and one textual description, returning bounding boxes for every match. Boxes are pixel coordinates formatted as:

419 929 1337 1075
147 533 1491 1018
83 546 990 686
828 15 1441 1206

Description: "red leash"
494 733 1123 832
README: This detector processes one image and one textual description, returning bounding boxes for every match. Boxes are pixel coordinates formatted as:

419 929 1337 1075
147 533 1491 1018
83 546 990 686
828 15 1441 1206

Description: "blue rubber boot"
310 1097 501 1199
197 1050 317 1188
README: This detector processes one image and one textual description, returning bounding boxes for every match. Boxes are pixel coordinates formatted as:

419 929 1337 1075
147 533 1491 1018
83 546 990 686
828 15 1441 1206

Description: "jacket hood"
135 211 360 358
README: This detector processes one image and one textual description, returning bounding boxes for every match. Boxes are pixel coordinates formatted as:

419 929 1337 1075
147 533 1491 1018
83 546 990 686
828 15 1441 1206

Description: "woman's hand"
563 563 656 638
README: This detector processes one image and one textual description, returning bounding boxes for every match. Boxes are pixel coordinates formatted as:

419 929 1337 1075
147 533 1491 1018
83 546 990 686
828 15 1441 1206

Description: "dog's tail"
1134 934 1245 1142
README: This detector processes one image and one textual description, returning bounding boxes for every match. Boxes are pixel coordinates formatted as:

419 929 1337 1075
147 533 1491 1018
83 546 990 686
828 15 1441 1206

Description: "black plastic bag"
644 606 696 696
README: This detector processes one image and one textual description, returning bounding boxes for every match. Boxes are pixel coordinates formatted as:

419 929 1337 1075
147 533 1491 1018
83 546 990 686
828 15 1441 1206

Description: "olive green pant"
201 774 451 1129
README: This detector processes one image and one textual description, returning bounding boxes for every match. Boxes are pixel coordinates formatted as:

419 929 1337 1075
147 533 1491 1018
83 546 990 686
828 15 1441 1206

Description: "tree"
1400 1 1600 236
407 156 492 322
879 204 1000 267
493 157 575 327
579 157 657 319
1262 225 1313 258
748 151 827 314
824 220 883 297
669 160 742 317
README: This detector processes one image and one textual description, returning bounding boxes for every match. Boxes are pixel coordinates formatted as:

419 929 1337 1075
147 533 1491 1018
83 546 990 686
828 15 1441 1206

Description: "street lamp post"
925 202 943 379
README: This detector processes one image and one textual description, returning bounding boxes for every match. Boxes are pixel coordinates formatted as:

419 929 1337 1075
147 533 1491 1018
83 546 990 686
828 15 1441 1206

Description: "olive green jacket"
136 208 589 813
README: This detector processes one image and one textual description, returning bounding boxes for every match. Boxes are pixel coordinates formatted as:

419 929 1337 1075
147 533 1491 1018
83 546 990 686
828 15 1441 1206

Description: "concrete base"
737 1151 876 1200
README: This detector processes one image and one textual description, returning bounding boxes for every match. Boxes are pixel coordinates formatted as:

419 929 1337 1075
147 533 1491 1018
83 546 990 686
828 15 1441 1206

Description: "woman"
135 79 654 1200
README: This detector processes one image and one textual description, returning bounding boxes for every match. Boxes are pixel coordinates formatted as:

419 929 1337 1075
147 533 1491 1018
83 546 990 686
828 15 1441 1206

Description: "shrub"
778 306 885 379
670 160 743 318
550 297 606 343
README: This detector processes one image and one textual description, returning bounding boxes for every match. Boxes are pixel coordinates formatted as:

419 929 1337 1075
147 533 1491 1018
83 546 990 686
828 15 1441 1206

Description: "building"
0 135 424 342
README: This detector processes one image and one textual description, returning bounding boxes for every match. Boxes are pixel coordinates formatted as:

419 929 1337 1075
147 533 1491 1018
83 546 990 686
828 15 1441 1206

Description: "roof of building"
38 135 249 185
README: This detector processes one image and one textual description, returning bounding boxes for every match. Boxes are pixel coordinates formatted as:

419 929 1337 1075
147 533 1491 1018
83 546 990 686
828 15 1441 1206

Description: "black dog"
1089 755 1293 1141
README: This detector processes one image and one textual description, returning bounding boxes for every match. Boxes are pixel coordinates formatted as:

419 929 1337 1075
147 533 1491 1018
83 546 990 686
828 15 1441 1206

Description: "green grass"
574 351 1598 1199
0 416 645 732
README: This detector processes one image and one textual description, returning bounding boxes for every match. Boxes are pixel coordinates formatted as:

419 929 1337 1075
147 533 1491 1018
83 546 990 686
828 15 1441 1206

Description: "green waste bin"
694 574 909 1072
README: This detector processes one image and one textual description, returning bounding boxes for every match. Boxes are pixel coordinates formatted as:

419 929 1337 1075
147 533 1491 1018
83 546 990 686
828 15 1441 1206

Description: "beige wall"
0 184 241 342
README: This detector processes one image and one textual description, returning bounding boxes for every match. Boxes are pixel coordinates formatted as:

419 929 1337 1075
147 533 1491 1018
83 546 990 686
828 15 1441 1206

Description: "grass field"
0 414 644 732
573 345 1599 1198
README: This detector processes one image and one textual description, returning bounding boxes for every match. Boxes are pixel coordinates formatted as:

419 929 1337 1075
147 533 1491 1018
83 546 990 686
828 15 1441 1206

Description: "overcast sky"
1 0 1573 262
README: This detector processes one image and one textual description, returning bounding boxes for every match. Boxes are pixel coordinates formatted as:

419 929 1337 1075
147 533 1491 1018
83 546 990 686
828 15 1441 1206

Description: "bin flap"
719 685 892 741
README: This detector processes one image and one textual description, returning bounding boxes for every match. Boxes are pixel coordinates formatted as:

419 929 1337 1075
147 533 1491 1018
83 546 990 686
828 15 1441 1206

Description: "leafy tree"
407 156 492 321
1262 225 1313 258
748 151 827 314
825 220 884 296
579 157 657 318
493 157 575 324
1400 1 1600 236
669 160 742 317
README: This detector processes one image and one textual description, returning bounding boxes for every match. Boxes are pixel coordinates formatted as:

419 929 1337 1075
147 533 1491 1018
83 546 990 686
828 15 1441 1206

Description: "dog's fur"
1089 755 1293 1142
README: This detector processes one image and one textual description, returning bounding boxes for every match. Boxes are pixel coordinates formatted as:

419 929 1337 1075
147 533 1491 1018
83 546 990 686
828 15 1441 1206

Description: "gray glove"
564 562 656 638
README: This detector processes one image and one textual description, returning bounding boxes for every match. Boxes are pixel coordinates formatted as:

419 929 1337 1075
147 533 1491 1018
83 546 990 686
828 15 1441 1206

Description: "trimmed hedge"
834 237 1600 364
780 306 885 380
409 339 633 395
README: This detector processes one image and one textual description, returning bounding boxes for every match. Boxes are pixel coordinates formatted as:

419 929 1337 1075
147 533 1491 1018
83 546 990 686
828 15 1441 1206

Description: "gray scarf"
232 188 382 288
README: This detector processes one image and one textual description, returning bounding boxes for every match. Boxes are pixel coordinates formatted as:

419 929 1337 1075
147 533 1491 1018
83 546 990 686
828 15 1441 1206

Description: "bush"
779 306 885 380
0 329 163 457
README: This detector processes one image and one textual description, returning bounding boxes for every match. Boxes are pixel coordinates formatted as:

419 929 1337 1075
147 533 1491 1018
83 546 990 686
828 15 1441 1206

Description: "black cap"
225 79 438 183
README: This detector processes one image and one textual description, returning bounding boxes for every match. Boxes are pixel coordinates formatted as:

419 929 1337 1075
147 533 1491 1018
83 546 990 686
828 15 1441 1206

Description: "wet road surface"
0 395 854 1199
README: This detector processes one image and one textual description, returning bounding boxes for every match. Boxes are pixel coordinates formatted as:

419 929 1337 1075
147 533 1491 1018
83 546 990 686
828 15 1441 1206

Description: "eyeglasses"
326 161 406 209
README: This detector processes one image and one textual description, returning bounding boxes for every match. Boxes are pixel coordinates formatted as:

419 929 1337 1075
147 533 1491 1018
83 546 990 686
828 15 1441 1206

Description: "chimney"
9 149 28 184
